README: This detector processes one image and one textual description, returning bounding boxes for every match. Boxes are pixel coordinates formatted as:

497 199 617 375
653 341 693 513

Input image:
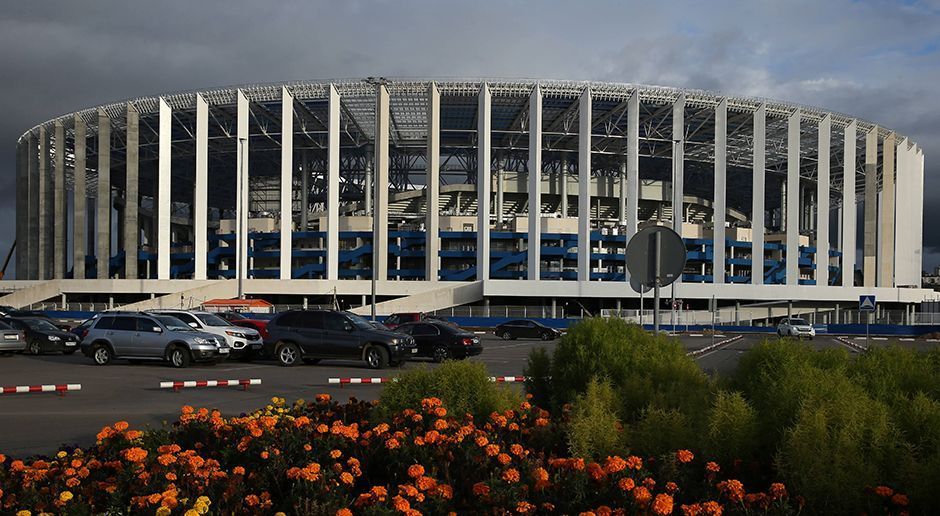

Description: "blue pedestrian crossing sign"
859 295 876 312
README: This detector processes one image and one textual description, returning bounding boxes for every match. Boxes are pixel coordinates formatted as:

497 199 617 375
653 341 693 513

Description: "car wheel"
540 332 553 341
500 331 513 341
92 344 113 366
432 345 449 363
276 342 300 367
302 358 321 365
168 347 191 368
364 345 389 369
28 341 42 355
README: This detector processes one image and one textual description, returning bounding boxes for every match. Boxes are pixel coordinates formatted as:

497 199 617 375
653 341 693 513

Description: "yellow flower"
195 502 209 514
56 451 68 459
59 491 74 503
156 508 171 516
196 496 211 506
185 511 199 516
16 511 31 516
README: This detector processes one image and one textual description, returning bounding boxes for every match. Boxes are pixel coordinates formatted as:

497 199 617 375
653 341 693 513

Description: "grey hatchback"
81 312 230 367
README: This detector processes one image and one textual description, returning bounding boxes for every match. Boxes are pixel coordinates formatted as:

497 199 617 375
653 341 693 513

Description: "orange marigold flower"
260 451 269 460
336 509 353 516
340 472 354 485
643 477 656 490
70 458 83 468
416 476 437 492
330 449 343 459
433 418 448 431
157 454 176 466
701 500 723 516
408 464 425 479
437 484 453 499
596 507 613 516
705 461 720 473
666 481 679 494
294 416 311 428
891 493 909 507
769 482 787 500
717 479 745 503
370 486 388 501
652 494 674 515
114 421 130 432
244 494 260 507
316 393 331 404
317 424 330 434
233 466 246 475
676 449 694 463
510 443 525 456
475 436 489 448
65 477 81 488
485 444 500 457
125 430 143 440
618 477 635 492
874 485 894 497
587 462 606 481
497 453 512 466
502 468 521 483
633 486 652 506
392 494 411 512
181 405 194 415
604 455 627 474
122 447 148 463
385 438 400 450
472 482 491 496
516 500 535 514
304 444 313 452
165 472 177 481
434 407 447 418
625 455 643 470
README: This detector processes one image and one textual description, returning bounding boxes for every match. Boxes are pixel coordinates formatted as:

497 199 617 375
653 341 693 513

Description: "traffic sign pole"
653 230 662 334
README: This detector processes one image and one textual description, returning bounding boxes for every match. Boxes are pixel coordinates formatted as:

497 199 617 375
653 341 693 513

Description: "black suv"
264 310 416 369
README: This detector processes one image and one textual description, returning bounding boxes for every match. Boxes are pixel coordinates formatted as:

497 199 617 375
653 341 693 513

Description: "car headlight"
193 337 211 345
48 335 61 341
225 330 246 338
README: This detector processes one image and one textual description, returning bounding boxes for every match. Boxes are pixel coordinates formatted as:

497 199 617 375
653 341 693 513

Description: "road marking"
689 334 704 337
689 335 743 359
900 338 915 341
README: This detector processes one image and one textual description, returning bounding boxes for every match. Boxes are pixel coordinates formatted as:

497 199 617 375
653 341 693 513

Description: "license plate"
219 348 230 354
3 335 16 340
65 342 76 346
411 348 418 353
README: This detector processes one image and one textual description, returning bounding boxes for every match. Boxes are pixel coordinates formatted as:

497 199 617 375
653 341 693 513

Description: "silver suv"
149 310 262 358
80 312 231 367
777 317 816 339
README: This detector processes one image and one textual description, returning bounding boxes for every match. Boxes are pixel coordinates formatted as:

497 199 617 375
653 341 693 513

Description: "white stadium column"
626 90 639 239
915 147 924 285
880 132 895 287
157 98 171 280
327 85 341 281
863 126 878 287
73 116 86 280
278 88 293 280
96 111 111 280
816 115 831 288
374 85 390 282
842 121 857 287
672 94 685 235
53 120 66 278
714 99 727 284
752 104 766 285
194 94 209 280
426 83 441 282
125 103 140 279
895 138 910 285
236 90 250 284
786 109 800 286
477 83 491 280
527 85 542 281
577 88 592 282
27 133 39 280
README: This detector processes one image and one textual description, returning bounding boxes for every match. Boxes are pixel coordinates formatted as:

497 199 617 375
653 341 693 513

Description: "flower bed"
0 395 817 515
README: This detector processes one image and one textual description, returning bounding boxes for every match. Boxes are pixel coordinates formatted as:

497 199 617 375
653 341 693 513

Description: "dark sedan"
0 317 80 355
395 321 482 362
494 319 561 341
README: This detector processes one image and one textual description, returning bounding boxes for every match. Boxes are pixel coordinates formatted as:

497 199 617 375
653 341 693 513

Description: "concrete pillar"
842 121 857 287
618 160 627 226
38 127 50 279
327 85 341 280
426 83 441 282
15 139 27 278
27 134 39 280
236 91 250 283
915 147 924 285
496 170 504 224
374 85 390 281
527 85 542 281
714 99 727 284
672 94 685 234
96 111 111 279
894 139 910 286
157 99 171 280
300 153 309 231
364 157 372 216
560 157 568 217
752 104 766 285
787 301 793 319
279 88 293 279
863 126 878 287
53 121 66 278
786 109 800 286
817 115 831 287
476 83 491 280
125 104 140 279
626 90 639 237
880 133 896 287
577 88 592 282
195 94 209 280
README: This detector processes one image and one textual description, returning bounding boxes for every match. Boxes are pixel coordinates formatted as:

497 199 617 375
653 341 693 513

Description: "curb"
0 383 81 395
688 335 743 357
835 336 868 352
159 379 261 392
328 376 532 385
489 376 529 383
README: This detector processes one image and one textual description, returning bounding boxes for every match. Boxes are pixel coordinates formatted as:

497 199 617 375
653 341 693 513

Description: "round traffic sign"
625 226 687 288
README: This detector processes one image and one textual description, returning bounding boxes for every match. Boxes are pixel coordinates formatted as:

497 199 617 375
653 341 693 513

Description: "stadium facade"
5 79 934 314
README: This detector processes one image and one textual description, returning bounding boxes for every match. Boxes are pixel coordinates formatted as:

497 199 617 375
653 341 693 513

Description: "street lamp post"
237 137 247 300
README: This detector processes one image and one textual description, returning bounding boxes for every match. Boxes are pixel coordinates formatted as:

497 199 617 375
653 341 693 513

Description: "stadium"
5 78 934 320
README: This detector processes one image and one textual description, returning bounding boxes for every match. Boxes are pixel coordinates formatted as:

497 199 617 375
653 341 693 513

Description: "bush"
378 360 520 420
703 390 760 465
628 407 695 457
523 346 553 409
566 378 624 459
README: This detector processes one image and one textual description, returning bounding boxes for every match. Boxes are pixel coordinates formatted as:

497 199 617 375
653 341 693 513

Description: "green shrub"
628 407 694 458
849 345 940 403
378 360 520 420
523 346 553 409
567 378 624 459
702 390 760 465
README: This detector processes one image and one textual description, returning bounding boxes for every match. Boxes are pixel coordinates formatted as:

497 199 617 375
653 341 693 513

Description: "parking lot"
2 330 936 456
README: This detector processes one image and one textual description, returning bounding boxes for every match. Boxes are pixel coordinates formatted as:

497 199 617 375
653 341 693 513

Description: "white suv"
150 310 262 358
777 318 816 339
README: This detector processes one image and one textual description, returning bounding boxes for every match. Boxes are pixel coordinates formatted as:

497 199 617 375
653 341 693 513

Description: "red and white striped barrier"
0 383 81 396
489 376 528 383
835 336 868 352
328 377 396 385
688 335 743 357
159 379 260 392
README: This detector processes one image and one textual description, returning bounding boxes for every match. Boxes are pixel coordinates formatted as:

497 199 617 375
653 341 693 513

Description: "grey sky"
2 0 938 275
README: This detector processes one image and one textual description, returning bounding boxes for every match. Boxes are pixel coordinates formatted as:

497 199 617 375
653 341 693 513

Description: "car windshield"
24 319 59 331
789 319 809 326
346 313 377 330
196 313 232 327
153 315 193 332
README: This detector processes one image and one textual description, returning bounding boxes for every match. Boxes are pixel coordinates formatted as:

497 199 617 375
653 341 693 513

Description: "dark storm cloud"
1 0 938 275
